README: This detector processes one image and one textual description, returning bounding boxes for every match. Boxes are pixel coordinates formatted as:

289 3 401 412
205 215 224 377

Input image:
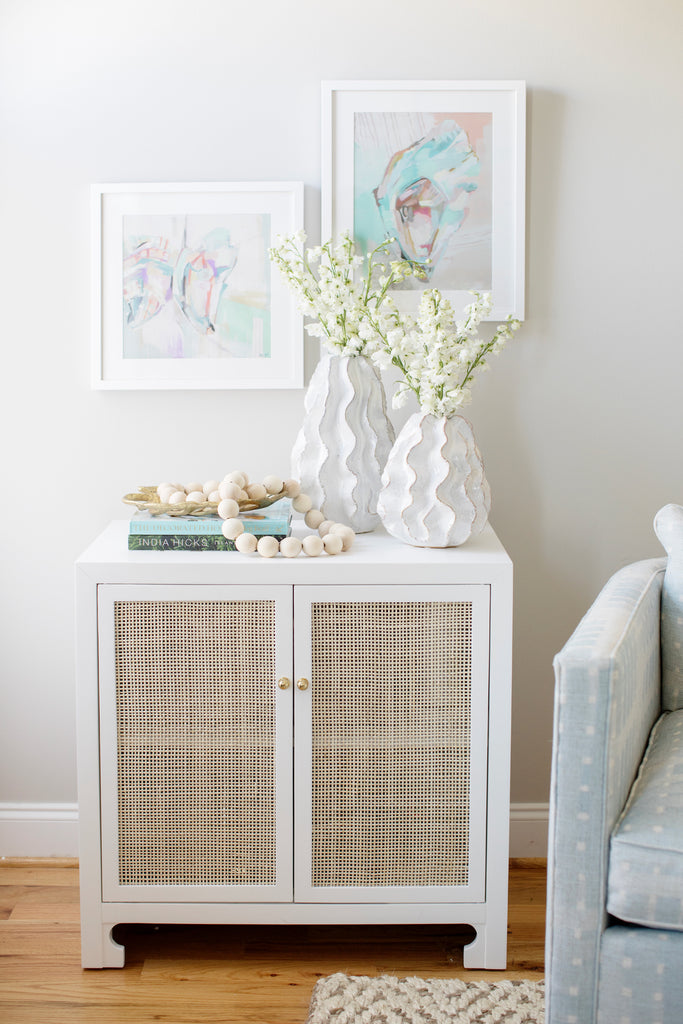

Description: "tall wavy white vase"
291 350 395 533
378 412 491 547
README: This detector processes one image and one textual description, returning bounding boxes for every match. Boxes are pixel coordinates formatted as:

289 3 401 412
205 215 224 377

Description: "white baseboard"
0 803 79 858
509 802 549 857
0 801 549 860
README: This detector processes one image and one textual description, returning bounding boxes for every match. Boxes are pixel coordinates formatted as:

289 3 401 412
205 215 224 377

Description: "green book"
128 532 287 552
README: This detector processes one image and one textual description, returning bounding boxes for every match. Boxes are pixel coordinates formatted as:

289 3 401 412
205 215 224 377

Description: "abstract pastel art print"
92 182 304 388
323 82 526 320
354 110 493 291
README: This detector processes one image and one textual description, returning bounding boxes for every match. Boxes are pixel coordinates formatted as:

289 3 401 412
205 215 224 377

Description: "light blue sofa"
546 504 683 1024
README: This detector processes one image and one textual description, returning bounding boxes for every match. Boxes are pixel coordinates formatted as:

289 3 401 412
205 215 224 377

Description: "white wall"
1 0 682 850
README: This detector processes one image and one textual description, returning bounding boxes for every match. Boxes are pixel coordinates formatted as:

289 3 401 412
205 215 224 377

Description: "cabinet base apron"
81 901 506 970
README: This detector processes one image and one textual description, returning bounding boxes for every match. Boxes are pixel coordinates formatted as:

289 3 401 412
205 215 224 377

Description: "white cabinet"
76 522 512 969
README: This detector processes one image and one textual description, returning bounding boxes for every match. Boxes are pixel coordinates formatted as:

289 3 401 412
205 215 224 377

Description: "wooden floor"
0 858 546 1024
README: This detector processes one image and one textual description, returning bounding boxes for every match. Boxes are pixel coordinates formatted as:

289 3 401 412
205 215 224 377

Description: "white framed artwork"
322 81 526 320
92 181 304 389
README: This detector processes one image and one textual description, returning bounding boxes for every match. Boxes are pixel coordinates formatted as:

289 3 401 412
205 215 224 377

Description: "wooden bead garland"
154 471 356 561
155 472 356 558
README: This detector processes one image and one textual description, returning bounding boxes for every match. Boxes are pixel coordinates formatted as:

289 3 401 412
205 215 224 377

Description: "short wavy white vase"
291 350 395 533
378 413 491 547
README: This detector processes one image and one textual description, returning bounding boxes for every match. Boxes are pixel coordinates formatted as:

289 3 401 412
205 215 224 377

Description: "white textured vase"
378 412 491 547
291 350 395 533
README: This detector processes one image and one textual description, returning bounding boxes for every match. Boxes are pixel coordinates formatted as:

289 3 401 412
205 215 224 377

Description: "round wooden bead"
224 471 247 488
186 482 203 495
302 534 324 557
331 523 355 550
203 479 220 496
318 520 335 537
284 478 301 498
186 490 206 503
208 490 221 503
168 490 186 504
280 536 302 558
257 535 279 558
305 509 325 529
219 480 242 501
262 474 284 494
158 484 176 503
245 482 267 500
217 498 240 520
322 533 343 555
292 493 313 514
235 532 258 553
221 518 245 540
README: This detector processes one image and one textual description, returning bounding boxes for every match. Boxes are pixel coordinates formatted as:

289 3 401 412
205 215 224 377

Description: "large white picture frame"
92 181 304 389
322 81 526 320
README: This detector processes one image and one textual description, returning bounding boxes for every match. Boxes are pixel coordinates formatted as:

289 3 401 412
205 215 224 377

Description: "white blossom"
269 231 419 357
367 288 521 418
270 234 520 410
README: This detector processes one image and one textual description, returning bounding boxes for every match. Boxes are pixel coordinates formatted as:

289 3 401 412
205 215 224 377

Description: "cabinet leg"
81 923 125 969
463 926 507 970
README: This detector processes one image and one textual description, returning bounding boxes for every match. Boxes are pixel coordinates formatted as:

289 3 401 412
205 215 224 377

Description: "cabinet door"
293 585 490 903
97 585 293 902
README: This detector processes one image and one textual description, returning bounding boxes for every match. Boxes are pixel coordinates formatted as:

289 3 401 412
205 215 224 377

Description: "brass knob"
277 677 291 690
296 677 310 691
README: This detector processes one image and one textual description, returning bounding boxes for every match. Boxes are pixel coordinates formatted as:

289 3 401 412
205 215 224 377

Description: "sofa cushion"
654 503 683 710
608 710 683 929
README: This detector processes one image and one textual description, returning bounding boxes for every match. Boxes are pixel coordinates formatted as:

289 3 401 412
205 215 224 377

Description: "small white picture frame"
92 181 304 389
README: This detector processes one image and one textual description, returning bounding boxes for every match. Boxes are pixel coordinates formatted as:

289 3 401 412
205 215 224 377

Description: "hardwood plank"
7 884 80 906
0 884 80 923
0 922 81 955
0 859 78 869
0 964 314 1024
0 1002 310 1024
0 887 29 921
0 865 79 887
9 902 80 923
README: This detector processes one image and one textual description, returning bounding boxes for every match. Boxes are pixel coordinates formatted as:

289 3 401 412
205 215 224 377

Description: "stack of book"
128 498 292 551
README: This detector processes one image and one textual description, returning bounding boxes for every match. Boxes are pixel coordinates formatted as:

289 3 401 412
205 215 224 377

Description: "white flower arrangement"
269 231 418 357
270 232 520 418
370 289 521 419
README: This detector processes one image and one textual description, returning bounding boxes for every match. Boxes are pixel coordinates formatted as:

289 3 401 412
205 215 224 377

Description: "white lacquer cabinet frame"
75 522 512 970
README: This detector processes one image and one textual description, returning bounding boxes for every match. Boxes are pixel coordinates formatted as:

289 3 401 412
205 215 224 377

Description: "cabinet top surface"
76 520 512 585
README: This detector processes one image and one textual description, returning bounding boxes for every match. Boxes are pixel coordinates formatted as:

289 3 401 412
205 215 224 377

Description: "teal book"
128 532 287 552
129 498 292 537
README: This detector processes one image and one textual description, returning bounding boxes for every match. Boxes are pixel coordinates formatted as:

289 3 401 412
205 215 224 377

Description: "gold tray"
123 485 287 517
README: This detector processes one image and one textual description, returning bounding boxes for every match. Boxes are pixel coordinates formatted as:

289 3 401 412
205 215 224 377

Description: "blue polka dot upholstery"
608 710 683 930
599 925 683 1024
654 503 683 710
548 556 665 1024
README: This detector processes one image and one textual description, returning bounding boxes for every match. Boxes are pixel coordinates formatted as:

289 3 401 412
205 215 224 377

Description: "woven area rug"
305 973 545 1024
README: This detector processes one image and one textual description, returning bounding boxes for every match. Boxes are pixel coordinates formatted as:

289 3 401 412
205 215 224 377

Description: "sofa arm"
546 557 665 1024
